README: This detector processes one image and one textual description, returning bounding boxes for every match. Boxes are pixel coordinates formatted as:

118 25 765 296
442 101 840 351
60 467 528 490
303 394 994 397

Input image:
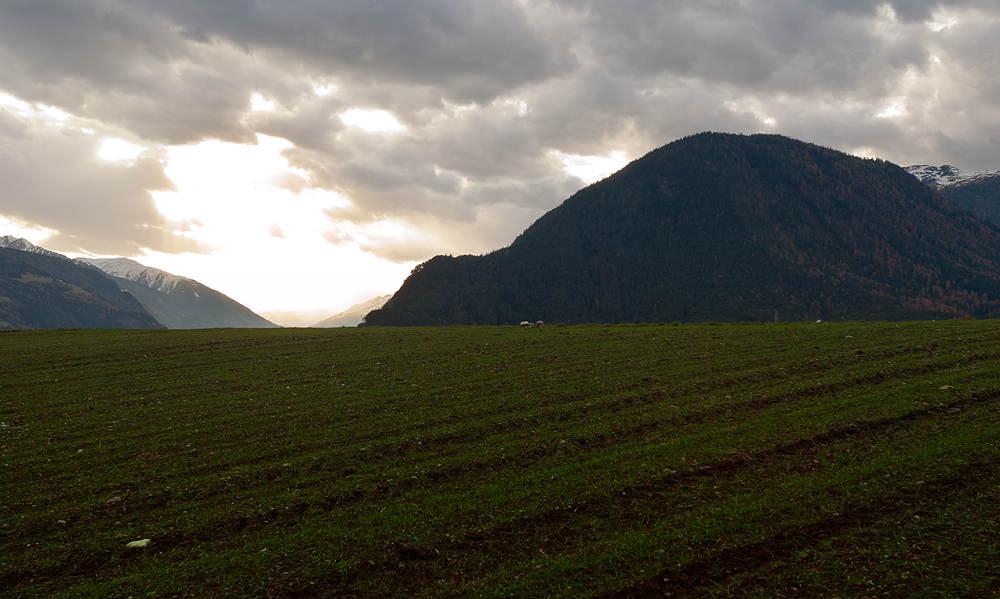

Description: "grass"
1 321 998 598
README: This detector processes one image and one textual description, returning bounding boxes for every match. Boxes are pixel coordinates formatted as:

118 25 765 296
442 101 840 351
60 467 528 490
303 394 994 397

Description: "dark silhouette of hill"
364 133 1000 325
0 248 165 330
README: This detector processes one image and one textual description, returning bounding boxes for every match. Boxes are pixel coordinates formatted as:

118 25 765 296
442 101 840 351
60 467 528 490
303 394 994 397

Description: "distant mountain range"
258 308 339 329
0 235 68 259
905 164 1000 190
365 133 1000 325
905 165 1000 228
0 237 277 330
313 294 391 327
77 257 277 329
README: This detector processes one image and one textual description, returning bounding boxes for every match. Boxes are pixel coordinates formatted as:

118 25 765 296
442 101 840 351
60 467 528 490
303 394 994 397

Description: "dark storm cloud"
549 0 937 97
143 0 573 102
1 0 1000 261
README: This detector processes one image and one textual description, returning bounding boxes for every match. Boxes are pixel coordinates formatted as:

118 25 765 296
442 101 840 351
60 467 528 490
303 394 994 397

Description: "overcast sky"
1 0 999 315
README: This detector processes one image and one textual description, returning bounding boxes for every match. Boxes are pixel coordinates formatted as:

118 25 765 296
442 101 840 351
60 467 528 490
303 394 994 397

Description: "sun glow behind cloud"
555 151 629 184
340 109 405 132
97 138 147 161
250 93 276 112
877 102 906 118
138 134 414 312
0 215 58 245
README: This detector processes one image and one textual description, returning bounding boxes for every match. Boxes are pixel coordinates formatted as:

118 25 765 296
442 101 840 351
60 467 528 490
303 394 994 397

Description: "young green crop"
1 322 998 598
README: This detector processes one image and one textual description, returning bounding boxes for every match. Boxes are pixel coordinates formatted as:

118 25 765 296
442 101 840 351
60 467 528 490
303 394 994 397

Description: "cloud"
0 113 197 256
145 0 573 101
268 223 286 239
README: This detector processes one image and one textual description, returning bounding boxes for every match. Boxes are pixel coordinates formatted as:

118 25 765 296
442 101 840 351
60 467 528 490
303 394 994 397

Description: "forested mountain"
0 248 164 330
365 133 1000 326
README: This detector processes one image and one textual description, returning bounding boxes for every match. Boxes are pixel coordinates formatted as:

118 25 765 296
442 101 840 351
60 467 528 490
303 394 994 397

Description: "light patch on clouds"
0 102 186 256
928 12 959 32
495 97 528 116
251 93 276 112
313 84 336 96
724 98 778 128
0 93 30 113
98 138 147 161
39 105 72 122
141 132 406 311
0 215 58 245
340 109 405 132
877 101 906 118
323 217 440 263
140 239 415 314
554 150 629 184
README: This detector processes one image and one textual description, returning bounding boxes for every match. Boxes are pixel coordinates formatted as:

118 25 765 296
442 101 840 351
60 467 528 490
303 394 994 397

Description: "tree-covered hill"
365 133 1000 325
937 177 1000 228
0 248 164 330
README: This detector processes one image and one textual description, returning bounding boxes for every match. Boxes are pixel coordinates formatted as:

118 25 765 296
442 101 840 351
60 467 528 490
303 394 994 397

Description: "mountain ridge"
0 246 164 330
314 294 392 327
77 257 278 329
906 164 1000 190
365 132 1000 326
907 164 1000 231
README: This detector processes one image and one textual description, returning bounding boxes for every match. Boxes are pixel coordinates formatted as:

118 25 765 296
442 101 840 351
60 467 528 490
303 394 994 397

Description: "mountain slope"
366 133 1000 326
907 165 1000 227
78 258 278 329
0 247 164 330
313 294 392 327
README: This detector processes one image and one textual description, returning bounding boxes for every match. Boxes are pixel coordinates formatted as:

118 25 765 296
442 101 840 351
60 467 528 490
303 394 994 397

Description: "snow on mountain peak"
79 257 191 294
0 236 67 259
906 164 1000 189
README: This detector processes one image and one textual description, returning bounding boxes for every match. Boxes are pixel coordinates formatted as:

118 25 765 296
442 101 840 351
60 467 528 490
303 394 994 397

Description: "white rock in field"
939 385 955 390
536 320 544 326
520 321 531 327
126 539 151 548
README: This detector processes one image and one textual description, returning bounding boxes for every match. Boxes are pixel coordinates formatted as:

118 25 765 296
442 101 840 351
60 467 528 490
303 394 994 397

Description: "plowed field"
2 322 998 597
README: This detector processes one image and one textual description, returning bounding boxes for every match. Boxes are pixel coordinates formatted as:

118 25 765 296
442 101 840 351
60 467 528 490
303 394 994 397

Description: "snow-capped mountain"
77 257 278 329
0 235 68 260
81 257 191 294
908 164 1000 231
906 165 1000 189
312 294 392 327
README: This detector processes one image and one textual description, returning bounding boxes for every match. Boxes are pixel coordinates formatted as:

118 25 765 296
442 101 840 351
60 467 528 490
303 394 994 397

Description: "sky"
1 0 999 316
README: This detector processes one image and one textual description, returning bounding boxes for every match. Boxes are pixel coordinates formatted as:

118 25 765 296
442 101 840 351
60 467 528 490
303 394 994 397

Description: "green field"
2 322 999 598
